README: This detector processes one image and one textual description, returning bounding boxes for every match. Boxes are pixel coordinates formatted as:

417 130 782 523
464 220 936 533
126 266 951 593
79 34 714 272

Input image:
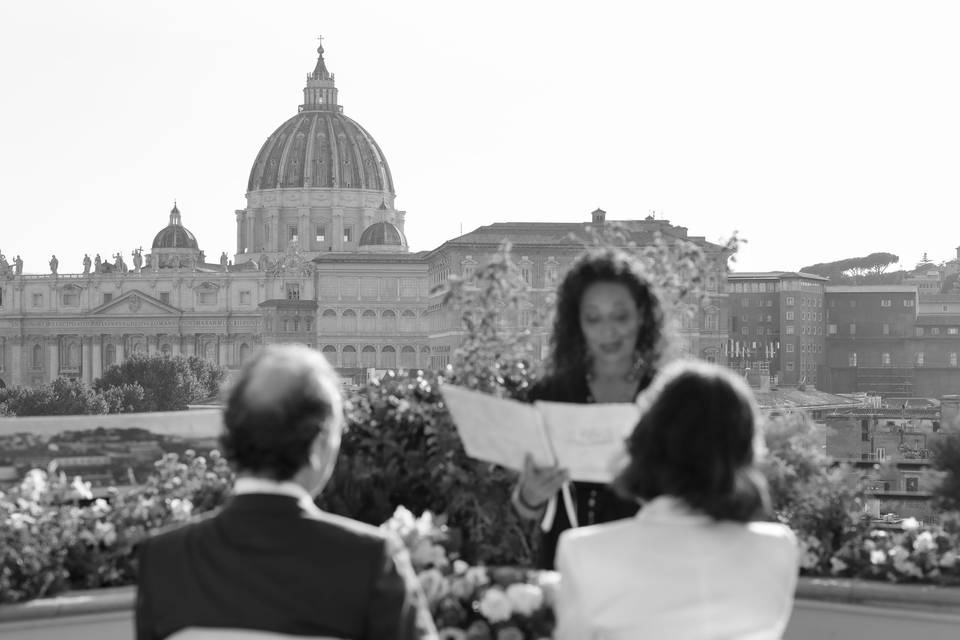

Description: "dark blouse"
526 373 643 570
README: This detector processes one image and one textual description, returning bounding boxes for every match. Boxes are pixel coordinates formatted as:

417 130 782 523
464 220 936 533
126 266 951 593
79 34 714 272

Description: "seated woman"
512 248 666 570
554 360 798 640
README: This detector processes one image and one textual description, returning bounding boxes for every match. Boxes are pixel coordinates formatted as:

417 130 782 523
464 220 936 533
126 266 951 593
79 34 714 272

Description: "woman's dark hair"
547 248 665 388
220 349 337 481
613 360 771 522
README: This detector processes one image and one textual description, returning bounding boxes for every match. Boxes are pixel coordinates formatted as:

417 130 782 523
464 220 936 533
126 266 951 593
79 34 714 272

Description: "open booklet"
439 384 642 483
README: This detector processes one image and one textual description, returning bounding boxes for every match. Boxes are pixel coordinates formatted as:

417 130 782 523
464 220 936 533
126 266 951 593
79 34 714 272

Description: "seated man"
136 344 437 640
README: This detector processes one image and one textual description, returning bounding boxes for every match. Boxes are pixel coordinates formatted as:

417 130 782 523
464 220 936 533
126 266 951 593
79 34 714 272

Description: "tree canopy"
94 354 226 412
800 252 900 282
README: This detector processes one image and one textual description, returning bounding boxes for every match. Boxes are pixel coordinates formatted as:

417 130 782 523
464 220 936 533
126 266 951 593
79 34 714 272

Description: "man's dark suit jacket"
136 493 437 640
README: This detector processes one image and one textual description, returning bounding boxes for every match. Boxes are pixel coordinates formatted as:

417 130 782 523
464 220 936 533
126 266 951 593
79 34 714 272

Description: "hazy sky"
2 1 959 275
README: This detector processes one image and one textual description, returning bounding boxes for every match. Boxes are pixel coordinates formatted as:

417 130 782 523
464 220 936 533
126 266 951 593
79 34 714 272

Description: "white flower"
914 531 936 553
19 469 48 502
382 505 416 539
829 557 848 574
71 476 93 501
464 566 490 589
478 587 513 623
505 583 544 616
169 498 193 521
870 550 887 565
9 512 36 530
901 517 920 531
534 570 561 607
939 551 958 568
452 559 469 575
889 546 910 564
415 511 436 538
418 568 449 604
95 521 117 546
91 498 111 517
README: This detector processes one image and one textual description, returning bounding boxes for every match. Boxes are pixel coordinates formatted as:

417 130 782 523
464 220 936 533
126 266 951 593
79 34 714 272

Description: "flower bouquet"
381 506 558 639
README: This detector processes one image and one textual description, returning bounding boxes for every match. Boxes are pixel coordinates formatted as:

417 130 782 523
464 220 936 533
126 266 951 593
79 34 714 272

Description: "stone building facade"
0 44 730 389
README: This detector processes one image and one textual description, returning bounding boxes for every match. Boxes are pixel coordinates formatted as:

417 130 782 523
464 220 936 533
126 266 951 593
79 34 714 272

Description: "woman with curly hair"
511 248 667 569
554 360 796 639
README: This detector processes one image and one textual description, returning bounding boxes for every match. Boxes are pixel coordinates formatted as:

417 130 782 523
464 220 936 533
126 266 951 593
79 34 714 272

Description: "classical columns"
218 336 230 367
47 335 60 382
82 336 93 385
91 335 103 381
9 336 22 387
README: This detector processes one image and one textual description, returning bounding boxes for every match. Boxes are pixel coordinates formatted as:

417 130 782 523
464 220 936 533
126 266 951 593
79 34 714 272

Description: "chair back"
167 628 346 640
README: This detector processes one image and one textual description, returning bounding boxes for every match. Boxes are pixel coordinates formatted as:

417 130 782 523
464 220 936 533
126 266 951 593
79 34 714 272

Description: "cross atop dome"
302 36 339 112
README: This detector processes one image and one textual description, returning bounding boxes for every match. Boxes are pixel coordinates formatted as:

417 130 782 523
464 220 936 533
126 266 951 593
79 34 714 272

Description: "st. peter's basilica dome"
246 44 394 195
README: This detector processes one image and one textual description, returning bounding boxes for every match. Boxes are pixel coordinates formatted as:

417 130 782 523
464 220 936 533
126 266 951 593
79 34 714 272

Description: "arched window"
400 345 416 369
238 343 250 364
322 309 338 333
361 310 377 333
105 344 116 368
342 345 357 368
401 310 417 333
381 345 396 369
204 341 216 362
321 345 338 367
32 343 43 369
360 345 376 368
342 309 357 333
382 310 397 333
421 346 431 369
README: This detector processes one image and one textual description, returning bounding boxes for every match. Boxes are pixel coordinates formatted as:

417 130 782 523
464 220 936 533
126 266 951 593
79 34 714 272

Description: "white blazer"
554 496 798 640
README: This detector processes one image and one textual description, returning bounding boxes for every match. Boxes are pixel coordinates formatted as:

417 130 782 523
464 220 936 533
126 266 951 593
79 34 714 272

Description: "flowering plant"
798 515 960 585
0 449 233 604
381 506 557 640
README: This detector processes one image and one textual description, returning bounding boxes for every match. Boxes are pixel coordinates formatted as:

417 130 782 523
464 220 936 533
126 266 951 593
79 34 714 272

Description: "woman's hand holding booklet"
439 384 641 483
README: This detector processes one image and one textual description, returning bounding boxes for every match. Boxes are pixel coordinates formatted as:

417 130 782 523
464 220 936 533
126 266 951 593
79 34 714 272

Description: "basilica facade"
0 44 730 390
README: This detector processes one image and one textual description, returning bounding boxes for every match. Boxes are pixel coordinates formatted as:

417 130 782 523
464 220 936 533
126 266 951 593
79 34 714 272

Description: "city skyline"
2 1 959 274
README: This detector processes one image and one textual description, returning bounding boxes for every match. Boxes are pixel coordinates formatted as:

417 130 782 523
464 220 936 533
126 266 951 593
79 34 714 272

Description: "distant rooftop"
752 386 865 411
825 285 919 293
729 271 829 281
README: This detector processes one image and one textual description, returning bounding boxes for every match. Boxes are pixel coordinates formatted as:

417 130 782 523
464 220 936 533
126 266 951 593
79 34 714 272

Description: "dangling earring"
625 349 644 383
584 351 596 382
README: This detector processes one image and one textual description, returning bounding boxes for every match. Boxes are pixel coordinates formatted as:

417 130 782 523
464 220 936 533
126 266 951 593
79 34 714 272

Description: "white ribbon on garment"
540 481 579 532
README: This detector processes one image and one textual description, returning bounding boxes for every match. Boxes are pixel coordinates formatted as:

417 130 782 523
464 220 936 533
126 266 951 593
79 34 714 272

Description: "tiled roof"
825 285 919 293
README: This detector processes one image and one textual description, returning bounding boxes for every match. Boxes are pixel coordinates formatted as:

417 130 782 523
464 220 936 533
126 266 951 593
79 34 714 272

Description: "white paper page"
535 401 641 483
440 384 556 471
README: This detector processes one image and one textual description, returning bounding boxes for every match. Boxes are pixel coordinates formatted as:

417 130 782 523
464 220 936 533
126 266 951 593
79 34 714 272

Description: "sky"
2 1 959 275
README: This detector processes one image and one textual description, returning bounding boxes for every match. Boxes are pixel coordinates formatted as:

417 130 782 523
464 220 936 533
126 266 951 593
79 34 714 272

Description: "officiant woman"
512 248 666 569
